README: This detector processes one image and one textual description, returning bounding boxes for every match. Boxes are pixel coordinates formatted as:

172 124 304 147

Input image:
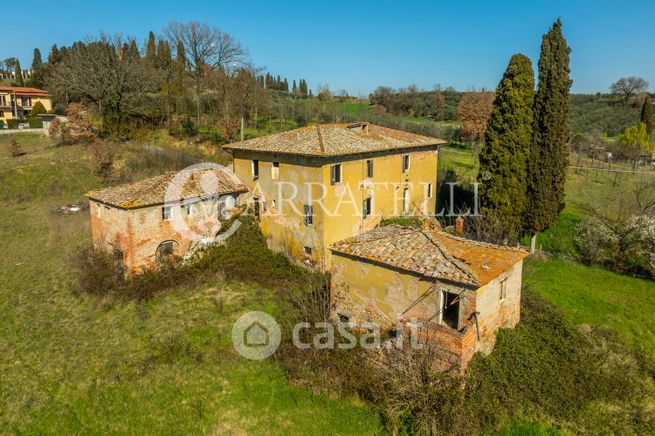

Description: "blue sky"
3 0 654 96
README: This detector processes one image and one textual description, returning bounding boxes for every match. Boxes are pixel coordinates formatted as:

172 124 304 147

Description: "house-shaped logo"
243 320 270 348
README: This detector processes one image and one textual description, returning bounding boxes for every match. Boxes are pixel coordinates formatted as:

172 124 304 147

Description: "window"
427 183 433 199
162 206 172 220
330 164 342 184
156 240 179 261
363 197 372 218
304 204 313 225
0 110 4 117
253 197 260 218
366 159 374 178
402 154 410 173
338 313 350 324
272 161 280 180
500 279 508 301
402 188 410 213
442 291 460 329
304 246 313 256
252 160 259 180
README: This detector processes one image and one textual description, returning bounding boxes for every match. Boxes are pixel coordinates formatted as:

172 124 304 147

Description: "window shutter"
330 165 336 184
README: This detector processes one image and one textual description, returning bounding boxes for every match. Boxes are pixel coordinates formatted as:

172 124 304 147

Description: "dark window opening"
363 197 372 218
304 204 313 225
330 164 342 184
304 246 313 256
252 160 259 179
402 154 410 173
442 292 460 329
162 206 171 220
156 240 178 262
366 159 374 178
338 313 350 324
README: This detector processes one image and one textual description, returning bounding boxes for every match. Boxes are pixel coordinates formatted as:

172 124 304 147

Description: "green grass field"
0 133 383 433
1 133 653 433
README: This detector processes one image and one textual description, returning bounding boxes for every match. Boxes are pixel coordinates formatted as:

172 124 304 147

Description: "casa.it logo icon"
231 311 281 360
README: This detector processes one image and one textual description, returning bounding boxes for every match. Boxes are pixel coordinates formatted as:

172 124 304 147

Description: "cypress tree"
478 54 534 234
31 48 45 88
641 95 653 134
174 41 186 94
47 44 62 64
14 60 24 86
32 48 42 69
292 79 297 96
283 78 289 92
146 31 157 65
525 19 572 251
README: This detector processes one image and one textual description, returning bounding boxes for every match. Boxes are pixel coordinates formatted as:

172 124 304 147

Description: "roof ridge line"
315 125 325 154
420 230 480 285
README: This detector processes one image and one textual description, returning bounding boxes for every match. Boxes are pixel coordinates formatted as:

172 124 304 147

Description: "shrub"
575 218 619 266
6 119 19 129
6 139 25 157
27 117 43 128
0 119 5 129
30 101 47 116
74 217 319 302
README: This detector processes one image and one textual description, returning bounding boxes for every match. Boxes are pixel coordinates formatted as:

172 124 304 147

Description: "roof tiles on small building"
87 168 247 209
330 225 529 287
223 123 445 158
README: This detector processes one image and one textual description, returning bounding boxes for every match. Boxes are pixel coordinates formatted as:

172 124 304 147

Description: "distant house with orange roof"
0 86 51 124
329 224 529 369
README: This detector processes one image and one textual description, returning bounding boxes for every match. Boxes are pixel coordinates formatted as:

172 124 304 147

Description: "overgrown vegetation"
279 287 655 434
75 216 320 302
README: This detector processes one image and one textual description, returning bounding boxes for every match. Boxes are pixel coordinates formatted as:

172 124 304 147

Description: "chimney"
455 216 464 235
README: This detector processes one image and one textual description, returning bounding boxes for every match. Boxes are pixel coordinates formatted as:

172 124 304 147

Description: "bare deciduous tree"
457 91 495 142
610 77 649 102
163 21 247 81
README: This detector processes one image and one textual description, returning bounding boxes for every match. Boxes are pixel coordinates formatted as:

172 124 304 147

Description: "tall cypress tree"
525 19 572 251
146 31 157 65
14 60 24 86
292 79 297 96
31 48 45 88
478 54 534 234
641 95 653 134
174 41 186 94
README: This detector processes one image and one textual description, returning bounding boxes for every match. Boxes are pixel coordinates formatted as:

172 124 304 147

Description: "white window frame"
162 205 172 220
272 161 280 180
330 163 342 184
402 154 410 173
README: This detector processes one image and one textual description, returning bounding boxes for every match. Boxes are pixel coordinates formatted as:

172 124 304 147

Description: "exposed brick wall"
330 252 524 369
89 195 243 272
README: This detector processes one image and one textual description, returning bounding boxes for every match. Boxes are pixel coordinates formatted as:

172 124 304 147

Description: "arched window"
156 240 180 262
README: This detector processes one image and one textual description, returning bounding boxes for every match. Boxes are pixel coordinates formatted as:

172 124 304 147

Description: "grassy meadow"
0 134 382 433
0 133 653 433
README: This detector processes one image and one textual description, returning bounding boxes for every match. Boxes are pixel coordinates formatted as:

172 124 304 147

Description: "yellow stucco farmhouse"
223 122 445 268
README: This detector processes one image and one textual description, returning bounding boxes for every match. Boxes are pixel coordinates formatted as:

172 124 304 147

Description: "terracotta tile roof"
87 168 248 209
0 86 50 97
223 123 445 157
330 225 529 286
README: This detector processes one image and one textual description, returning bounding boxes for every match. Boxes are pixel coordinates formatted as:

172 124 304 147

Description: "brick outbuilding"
329 225 529 368
87 167 247 272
